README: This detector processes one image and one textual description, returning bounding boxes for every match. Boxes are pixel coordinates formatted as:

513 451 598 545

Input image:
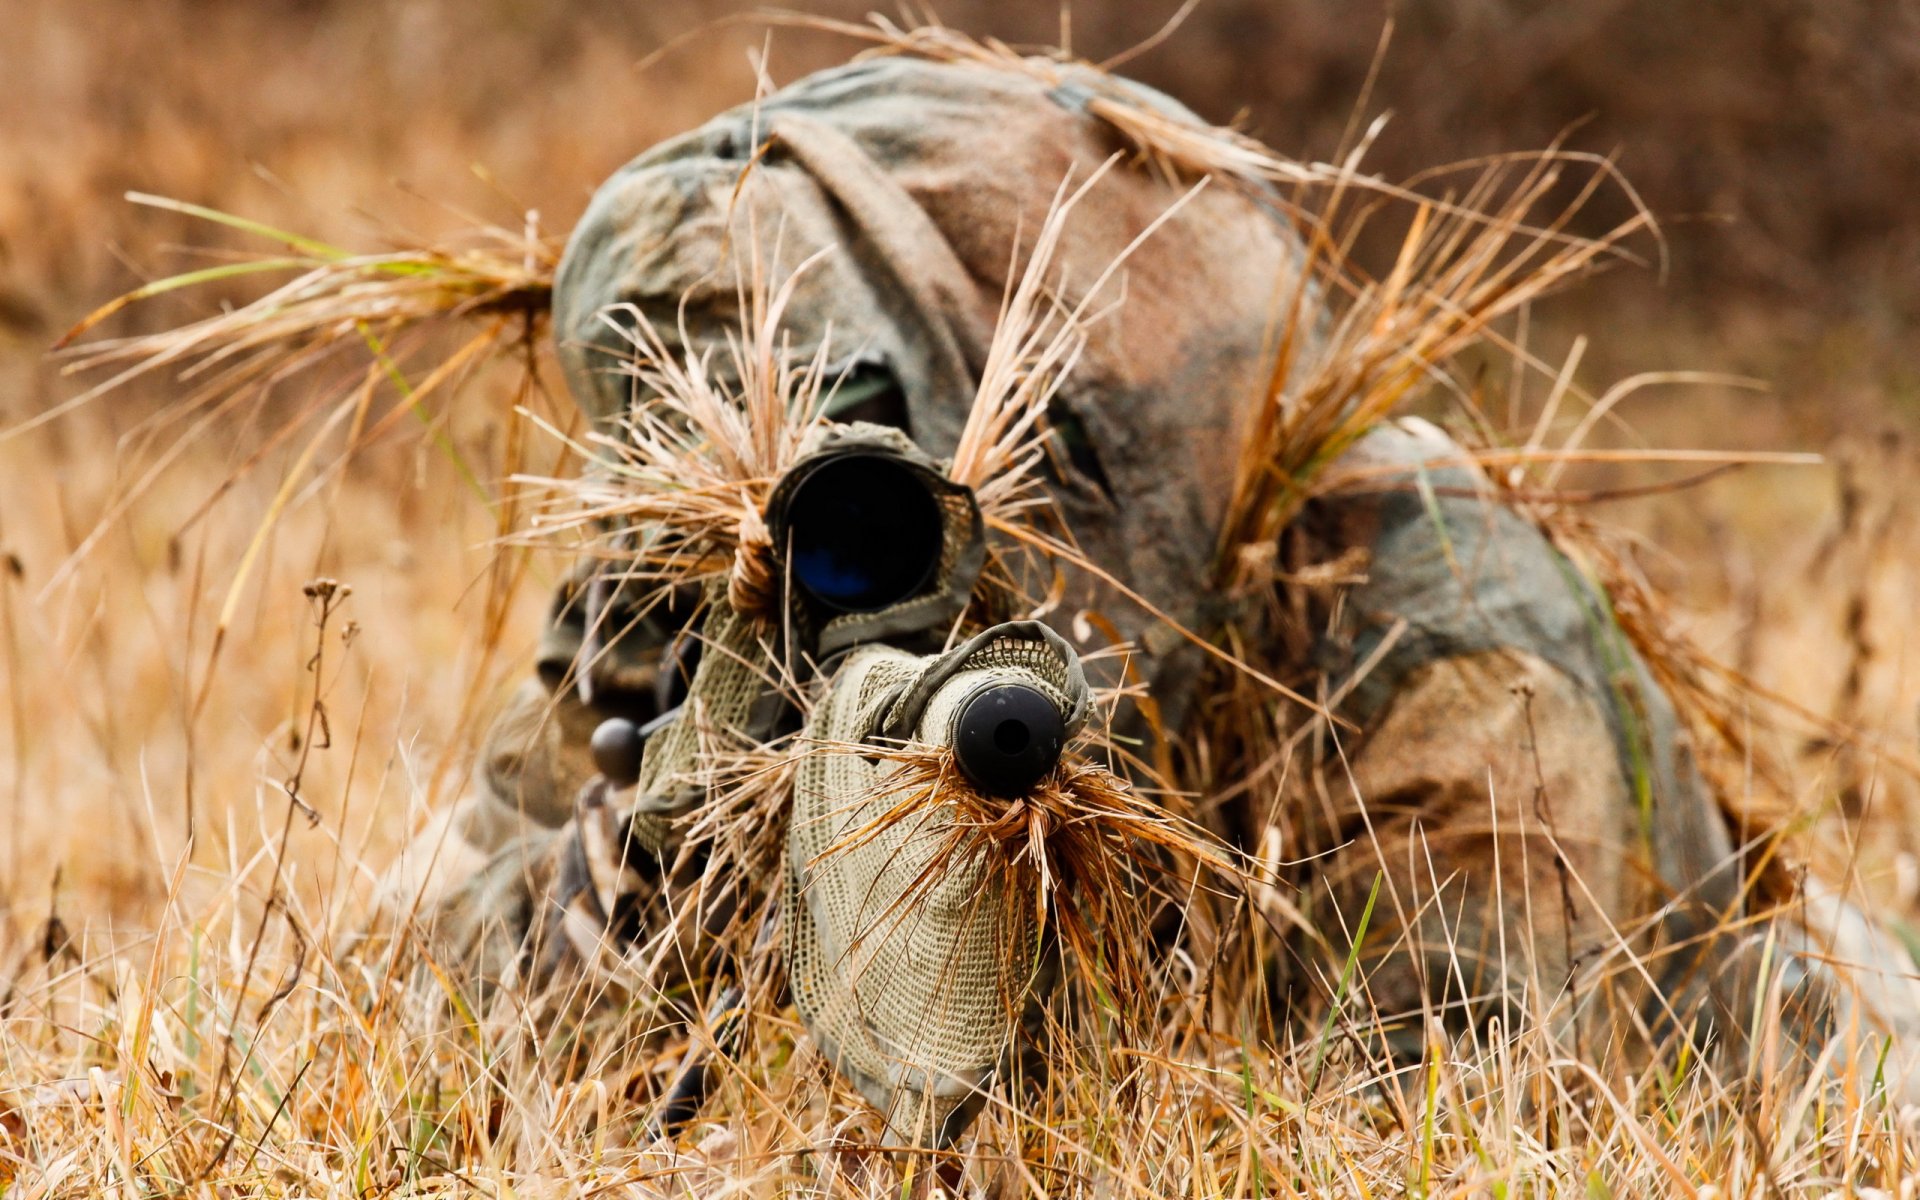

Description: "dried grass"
9 835 1919 1196
37 195 553 460
514 251 838 620
8 9 1920 1198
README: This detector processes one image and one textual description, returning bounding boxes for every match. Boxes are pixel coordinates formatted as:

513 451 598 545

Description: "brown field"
3 1 1919 1194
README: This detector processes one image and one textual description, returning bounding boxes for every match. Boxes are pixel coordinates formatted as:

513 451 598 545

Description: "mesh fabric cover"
787 622 1087 1146
626 601 773 854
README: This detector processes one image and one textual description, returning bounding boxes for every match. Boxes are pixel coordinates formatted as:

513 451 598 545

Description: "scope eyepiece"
953 683 1067 797
783 452 945 614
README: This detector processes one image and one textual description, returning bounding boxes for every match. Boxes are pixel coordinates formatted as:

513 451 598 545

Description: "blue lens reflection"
786 454 943 613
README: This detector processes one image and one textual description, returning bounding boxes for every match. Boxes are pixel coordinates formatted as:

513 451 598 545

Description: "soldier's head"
554 54 1306 675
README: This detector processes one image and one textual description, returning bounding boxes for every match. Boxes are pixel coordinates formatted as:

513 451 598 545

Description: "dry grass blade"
949 159 1211 540
48 196 554 421
944 170 1097 526
807 734 1241 1040
1214 153 1650 593
512 247 834 617
20 195 565 617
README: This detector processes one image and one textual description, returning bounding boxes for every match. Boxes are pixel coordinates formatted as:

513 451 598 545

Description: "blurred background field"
3 0 1919 1008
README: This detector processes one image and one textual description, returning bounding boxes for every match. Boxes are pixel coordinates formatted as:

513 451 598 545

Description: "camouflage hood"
553 54 1309 696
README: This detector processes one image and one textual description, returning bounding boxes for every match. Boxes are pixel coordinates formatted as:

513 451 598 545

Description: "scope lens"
786 453 944 613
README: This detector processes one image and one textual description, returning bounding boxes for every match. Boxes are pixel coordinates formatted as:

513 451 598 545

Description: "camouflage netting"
788 623 1087 1145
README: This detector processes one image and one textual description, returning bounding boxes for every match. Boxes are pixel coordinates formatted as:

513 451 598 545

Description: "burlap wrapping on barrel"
787 623 1086 1145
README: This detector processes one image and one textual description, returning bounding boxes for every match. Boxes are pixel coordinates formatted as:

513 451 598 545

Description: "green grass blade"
126 192 351 260
355 323 490 507
55 258 321 347
1310 871 1382 1084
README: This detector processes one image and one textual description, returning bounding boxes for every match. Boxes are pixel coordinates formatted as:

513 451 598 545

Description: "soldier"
381 49 1920 1146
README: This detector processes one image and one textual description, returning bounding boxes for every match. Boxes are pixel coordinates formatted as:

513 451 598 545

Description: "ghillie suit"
367 41 1920 1147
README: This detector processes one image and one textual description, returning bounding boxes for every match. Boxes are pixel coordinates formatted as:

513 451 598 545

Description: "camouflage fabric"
388 52 1306 981
1289 419 1748 1054
377 53 1920 1137
1290 417 1920 1081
